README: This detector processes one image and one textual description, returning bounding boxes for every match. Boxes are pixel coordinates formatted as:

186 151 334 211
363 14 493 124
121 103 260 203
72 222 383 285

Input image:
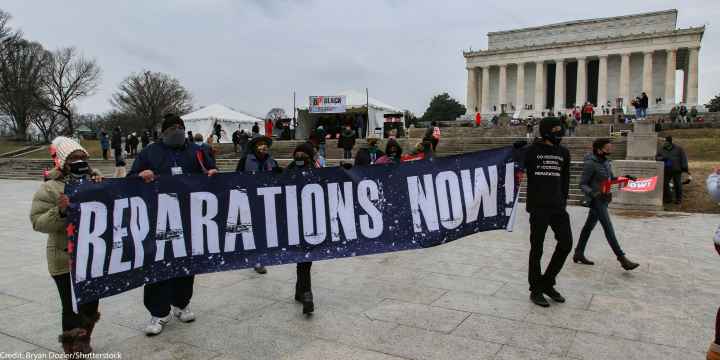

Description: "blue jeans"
575 199 625 257
634 108 642 119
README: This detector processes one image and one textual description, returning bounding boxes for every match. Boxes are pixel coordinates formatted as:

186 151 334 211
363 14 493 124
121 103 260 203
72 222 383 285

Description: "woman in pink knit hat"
30 136 103 355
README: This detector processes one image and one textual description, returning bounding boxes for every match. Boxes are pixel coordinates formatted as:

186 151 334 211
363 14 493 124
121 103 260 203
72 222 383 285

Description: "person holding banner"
129 114 218 336
519 117 573 308
707 168 720 360
573 139 639 270
285 142 322 314
375 138 403 165
234 135 280 275
30 137 102 355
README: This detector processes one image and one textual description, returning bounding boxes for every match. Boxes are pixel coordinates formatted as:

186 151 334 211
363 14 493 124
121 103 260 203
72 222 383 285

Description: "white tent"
183 104 263 143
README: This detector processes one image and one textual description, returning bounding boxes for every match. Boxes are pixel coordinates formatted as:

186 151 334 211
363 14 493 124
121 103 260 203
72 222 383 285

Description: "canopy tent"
183 104 263 143
297 89 404 139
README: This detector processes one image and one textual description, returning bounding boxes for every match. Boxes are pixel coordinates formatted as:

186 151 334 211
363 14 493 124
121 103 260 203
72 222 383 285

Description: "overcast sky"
2 0 718 117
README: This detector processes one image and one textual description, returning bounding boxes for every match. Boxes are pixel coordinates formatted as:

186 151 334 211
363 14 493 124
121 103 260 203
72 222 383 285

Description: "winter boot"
76 312 100 354
59 328 88 356
618 256 640 271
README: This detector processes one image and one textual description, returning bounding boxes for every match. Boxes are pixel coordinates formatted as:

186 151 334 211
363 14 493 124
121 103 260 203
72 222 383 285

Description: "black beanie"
161 114 185 132
294 142 316 159
665 136 673 143
539 117 562 136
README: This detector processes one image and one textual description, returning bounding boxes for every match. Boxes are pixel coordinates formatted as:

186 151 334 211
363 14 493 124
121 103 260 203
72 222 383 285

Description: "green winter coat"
30 168 100 276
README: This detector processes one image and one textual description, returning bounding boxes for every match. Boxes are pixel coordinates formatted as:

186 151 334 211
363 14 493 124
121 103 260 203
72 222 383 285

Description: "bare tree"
0 9 21 43
111 71 193 130
30 108 63 143
266 107 287 121
42 47 101 135
0 39 49 139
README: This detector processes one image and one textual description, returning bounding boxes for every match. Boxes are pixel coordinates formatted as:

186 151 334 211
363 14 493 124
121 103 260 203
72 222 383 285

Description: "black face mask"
543 130 563 146
68 160 90 178
162 129 186 148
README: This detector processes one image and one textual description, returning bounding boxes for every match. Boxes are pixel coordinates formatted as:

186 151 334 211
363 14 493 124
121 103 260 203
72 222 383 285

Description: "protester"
214 122 223 142
129 114 218 335
338 125 357 159
231 126 242 153
707 167 720 360
573 138 639 270
99 130 109 160
30 137 102 355
354 138 385 166
187 131 194 143
401 141 432 162
517 117 572 307
252 122 260 136
234 135 279 275
129 132 140 156
640 92 649 118
141 130 150 149
111 126 122 165
656 136 689 204
285 142 321 314
375 138 403 165
424 122 441 152
314 125 327 158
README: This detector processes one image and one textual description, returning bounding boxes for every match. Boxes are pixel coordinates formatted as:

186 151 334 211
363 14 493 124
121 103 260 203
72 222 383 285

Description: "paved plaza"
0 179 718 359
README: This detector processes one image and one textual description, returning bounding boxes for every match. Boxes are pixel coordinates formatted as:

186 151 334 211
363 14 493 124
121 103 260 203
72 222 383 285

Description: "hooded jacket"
522 139 571 212
656 142 688 173
376 138 403 165
579 153 615 203
30 168 101 276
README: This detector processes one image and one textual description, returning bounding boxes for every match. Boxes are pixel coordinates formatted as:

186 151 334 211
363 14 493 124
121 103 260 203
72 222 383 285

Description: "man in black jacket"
519 117 573 307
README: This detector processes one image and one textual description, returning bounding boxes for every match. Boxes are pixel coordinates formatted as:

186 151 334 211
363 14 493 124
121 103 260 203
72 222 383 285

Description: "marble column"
620 53 631 109
481 66 490 114
516 62 525 111
466 67 478 114
575 57 587 107
664 48 676 105
687 47 699 106
534 61 545 114
498 64 507 111
597 55 608 108
554 59 565 112
642 51 653 108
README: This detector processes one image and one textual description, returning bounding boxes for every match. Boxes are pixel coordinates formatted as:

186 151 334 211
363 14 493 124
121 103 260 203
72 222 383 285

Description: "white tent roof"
183 104 261 124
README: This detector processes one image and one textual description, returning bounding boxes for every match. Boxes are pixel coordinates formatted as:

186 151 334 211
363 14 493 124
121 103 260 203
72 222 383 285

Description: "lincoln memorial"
464 9 705 117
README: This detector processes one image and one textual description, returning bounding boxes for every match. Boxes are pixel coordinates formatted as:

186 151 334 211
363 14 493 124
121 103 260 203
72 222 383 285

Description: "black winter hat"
161 114 185 132
293 142 316 159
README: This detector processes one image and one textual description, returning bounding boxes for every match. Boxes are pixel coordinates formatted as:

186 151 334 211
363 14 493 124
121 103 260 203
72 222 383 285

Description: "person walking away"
339 125 356 159
99 130 109 160
656 136 689 204
640 92 649 119
314 125 327 158
375 138 403 165
354 138 385 166
285 142 321 314
573 139 639 270
111 127 122 165
252 122 260 136
706 167 720 360
30 137 102 355
141 130 150 149
129 114 218 335
232 126 242 153
234 135 279 275
516 117 573 307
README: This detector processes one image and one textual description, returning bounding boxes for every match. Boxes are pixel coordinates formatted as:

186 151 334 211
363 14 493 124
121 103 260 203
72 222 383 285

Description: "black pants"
52 273 99 331
296 262 312 294
663 170 682 202
343 149 352 159
113 147 122 166
431 139 439 152
528 210 573 293
143 275 194 318
102 149 108 160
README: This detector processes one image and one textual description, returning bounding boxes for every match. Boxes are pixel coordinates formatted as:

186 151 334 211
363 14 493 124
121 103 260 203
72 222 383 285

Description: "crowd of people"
30 113 719 358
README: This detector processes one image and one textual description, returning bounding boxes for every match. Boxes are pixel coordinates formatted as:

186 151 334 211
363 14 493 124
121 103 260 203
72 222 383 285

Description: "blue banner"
66 147 518 304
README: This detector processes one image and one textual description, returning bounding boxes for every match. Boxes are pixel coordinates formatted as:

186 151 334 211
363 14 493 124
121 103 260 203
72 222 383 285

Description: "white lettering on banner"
129 197 149 268
76 202 107 282
460 166 498 223
225 189 256 251
190 192 220 256
285 186 300 246
302 184 327 245
257 187 282 248
109 198 131 275
357 180 383 238
328 182 358 241
155 193 187 261
407 174 440 232
435 171 464 229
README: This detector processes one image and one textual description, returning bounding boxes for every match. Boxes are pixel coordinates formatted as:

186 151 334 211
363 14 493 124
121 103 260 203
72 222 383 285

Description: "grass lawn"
0 139 33 156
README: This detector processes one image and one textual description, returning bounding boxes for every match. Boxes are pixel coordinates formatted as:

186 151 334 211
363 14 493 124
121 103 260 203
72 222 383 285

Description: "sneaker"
144 315 169 336
172 306 195 323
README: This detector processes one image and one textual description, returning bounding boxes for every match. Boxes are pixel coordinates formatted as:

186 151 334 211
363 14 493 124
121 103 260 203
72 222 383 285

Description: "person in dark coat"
516 117 572 308
640 92 649 118
99 131 109 160
656 136 689 204
111 127 123 166
141 130 150 148
234 135 279 274
338 125 356 159
251 122 260 136
314 125 327 158
285 142 321 314
354 138 385 166
128 114 218 336
375 138 403 165
573 138 639 270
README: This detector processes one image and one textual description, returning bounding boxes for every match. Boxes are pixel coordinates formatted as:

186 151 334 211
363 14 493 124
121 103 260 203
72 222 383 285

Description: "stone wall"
488 10 677 50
